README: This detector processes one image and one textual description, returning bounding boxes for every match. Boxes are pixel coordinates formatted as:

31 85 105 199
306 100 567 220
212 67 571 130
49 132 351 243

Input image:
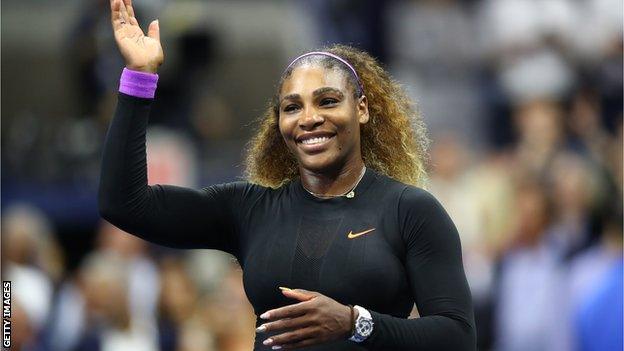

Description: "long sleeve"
98 92 240 254
362 188 476 350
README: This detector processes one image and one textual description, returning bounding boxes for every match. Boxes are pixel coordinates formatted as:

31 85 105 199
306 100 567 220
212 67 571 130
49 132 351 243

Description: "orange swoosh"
347 228 376 239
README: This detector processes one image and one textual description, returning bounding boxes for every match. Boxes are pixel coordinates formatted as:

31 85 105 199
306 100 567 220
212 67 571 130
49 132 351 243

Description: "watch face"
357 319 373 337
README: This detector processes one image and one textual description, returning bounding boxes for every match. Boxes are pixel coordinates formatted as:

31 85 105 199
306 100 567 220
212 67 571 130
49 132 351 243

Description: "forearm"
98 67 158 220
361 310 476 350
97 91 157 236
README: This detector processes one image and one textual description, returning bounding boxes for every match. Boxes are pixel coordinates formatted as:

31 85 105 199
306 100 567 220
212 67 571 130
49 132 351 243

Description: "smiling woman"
98 0 476 350
246 46 429 192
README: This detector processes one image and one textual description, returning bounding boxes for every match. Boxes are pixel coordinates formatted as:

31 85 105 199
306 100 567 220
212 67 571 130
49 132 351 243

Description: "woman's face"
278 65 369 173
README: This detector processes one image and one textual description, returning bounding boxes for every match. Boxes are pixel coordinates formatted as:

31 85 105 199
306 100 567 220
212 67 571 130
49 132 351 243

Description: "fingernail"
260 312 270 319
255 325 266 333
278 286 291 291
272 346 282 350
263 338 273 345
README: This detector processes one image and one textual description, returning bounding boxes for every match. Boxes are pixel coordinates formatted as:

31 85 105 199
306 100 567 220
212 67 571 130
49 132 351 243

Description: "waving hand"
110 0 164 73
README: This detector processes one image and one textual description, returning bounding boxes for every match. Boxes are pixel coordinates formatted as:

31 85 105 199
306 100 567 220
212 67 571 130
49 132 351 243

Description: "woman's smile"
296 132 336 153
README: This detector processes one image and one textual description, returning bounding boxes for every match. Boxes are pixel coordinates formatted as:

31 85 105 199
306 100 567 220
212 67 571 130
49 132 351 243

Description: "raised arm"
98 0 239 254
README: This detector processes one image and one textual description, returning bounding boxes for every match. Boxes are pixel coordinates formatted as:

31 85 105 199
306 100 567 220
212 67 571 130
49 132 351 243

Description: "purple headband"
284 51 364 96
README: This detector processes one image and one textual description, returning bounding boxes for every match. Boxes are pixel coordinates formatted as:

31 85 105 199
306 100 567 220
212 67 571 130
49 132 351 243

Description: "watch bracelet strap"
349 305 355 336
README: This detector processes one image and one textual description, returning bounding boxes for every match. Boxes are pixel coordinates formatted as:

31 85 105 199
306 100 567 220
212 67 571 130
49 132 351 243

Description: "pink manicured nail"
260 312 270 319
263 338 273 345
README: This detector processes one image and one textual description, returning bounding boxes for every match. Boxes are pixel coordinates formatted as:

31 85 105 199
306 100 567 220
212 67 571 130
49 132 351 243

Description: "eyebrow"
281 87 345 103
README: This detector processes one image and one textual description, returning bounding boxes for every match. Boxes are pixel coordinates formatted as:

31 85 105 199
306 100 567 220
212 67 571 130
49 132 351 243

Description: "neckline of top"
292 167 378 204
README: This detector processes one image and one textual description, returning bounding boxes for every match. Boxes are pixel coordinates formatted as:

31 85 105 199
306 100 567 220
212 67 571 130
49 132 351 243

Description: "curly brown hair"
244 44 430 188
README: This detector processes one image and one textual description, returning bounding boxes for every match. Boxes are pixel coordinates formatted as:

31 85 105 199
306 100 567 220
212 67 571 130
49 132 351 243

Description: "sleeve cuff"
119 67 159 99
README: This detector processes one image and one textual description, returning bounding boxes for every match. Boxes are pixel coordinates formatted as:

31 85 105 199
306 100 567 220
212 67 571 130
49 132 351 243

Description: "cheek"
278 117 296 146
277 116 288 138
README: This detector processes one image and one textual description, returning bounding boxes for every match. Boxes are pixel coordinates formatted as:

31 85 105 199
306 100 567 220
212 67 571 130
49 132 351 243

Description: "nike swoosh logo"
347 228 376 239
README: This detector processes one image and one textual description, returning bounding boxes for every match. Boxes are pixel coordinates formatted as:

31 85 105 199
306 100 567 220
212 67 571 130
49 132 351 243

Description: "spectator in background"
387 0 485 147
512 99 565 174
494 177 565 351
573 205 623 351
302 0 390 62
1 205 60 350
48 221 160 351
565 203 623 351
73 251 157 351
547 153 604 258
157 257 213 351
96 223 161 331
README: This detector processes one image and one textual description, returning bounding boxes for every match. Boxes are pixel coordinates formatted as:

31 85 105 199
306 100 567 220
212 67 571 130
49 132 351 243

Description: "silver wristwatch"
348 305 374 343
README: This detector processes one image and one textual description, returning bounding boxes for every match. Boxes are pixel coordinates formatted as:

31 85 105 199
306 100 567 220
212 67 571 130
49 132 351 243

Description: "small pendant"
346 191 355 198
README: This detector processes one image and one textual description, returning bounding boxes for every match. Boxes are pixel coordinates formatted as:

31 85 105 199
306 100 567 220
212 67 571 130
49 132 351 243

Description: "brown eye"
320 98 338 106
283 104 300 113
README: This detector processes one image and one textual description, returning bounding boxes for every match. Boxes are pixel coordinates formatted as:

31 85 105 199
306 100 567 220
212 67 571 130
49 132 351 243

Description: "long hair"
244 44 430 188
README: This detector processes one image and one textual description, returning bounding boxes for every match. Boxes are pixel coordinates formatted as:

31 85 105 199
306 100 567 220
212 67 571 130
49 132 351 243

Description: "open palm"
110 0 163 73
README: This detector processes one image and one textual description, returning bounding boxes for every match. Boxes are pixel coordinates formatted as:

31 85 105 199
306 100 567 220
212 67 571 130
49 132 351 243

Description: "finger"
260 300 310 320
111 0 123 30
147 20 160 41
257 316 310 334
281 288 317 301
122 0 135 18
122 0 139 26
118 0 130 24
263 327 316 348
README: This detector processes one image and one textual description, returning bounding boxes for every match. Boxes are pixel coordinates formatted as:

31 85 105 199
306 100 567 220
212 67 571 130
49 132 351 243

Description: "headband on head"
284 51 364 96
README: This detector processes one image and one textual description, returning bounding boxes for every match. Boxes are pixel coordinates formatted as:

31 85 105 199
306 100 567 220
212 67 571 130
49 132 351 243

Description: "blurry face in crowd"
278 65 369 173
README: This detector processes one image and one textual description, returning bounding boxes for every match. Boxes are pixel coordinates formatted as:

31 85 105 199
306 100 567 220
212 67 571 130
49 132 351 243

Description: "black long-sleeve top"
98 93 476 350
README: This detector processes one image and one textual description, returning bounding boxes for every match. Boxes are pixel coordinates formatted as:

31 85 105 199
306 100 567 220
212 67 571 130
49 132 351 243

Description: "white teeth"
301 136 330 145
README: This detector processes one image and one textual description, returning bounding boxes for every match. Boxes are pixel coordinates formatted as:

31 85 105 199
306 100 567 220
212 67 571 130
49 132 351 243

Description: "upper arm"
399 187 474 328
101 181 257 255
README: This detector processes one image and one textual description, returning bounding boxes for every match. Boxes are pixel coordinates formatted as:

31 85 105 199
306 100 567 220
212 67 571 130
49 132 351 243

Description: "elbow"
98 193 119 224
97 188 129 226
436 312 476 351
453 317 477 351
464 322 477 351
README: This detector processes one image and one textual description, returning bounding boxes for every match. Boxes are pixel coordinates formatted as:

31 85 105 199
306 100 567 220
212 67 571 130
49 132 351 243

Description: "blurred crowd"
1 0 622 350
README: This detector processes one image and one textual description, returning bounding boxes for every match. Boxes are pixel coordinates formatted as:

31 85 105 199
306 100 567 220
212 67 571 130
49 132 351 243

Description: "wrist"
126 64 159 74
345 305 356 338
119 67 159 99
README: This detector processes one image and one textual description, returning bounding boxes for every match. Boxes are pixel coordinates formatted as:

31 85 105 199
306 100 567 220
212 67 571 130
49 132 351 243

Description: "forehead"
280 65 349 97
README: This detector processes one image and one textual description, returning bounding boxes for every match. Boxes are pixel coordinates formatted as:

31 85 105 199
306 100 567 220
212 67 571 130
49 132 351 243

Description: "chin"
297 153 344 174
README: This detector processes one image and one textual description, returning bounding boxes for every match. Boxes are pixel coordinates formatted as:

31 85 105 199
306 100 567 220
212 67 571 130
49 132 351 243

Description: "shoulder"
371 172 442 212
380 181 457 244
203 180 290 205
398 186 444 215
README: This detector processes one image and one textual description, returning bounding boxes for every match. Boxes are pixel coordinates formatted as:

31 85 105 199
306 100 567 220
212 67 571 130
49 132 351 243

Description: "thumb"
147 19 160 41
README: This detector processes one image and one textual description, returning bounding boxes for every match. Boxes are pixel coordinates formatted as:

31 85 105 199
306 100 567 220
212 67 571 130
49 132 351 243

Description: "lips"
295 132 336 153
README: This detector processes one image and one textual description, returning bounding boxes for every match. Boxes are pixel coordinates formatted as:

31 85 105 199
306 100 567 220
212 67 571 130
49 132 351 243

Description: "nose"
298 107 324 130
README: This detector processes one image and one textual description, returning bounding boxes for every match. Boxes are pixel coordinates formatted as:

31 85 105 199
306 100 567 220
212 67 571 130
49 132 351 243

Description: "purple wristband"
119 68 159 99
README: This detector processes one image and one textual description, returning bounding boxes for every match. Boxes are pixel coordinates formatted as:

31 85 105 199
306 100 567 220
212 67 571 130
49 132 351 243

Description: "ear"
357 95 370 124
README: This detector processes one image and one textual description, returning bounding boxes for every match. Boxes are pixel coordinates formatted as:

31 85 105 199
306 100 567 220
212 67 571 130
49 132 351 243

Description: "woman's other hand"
257 288 355 349
110 0 163 73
